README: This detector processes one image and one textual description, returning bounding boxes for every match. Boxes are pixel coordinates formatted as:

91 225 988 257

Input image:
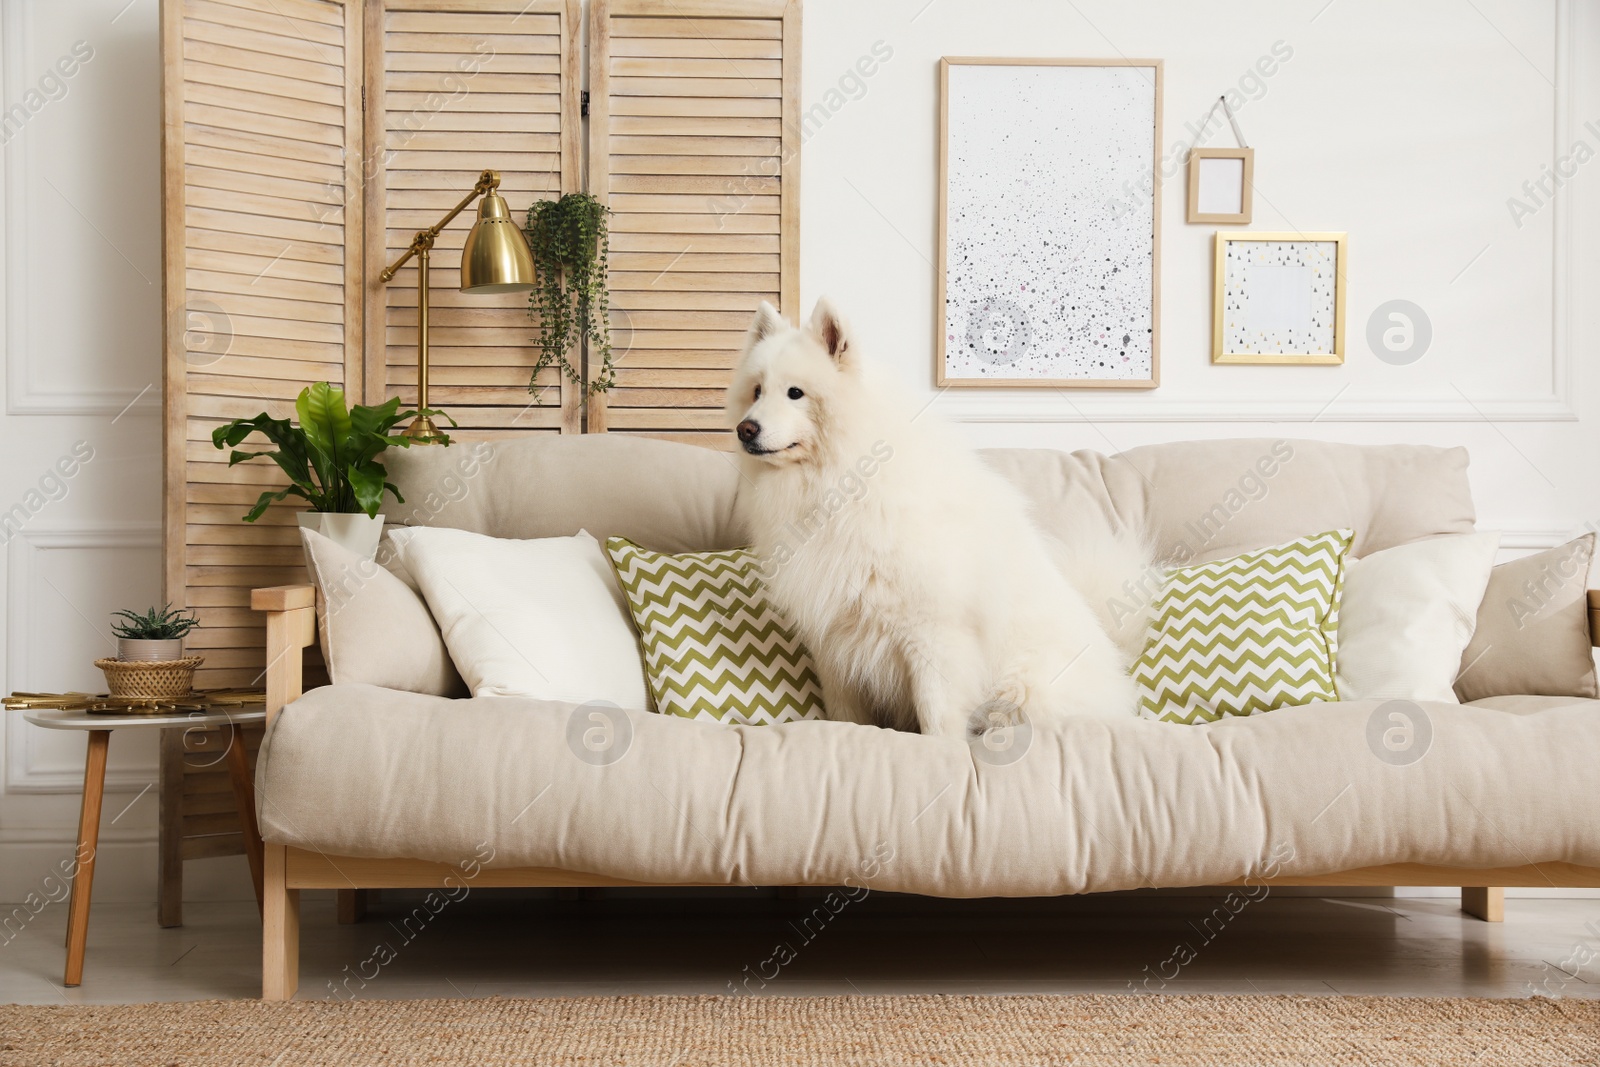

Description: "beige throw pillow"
1454 534 1597 702
300 527 466 697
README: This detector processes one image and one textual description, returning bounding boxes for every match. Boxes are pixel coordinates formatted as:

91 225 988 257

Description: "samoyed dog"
727 298 1151 739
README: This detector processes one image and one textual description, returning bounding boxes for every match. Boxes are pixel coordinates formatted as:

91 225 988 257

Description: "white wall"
0 0 248 905
800 0 1599 544
1 0 1595 904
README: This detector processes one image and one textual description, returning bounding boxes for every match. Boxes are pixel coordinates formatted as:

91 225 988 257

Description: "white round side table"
21 705 267 987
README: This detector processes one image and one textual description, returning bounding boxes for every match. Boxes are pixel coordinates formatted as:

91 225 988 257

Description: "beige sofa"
249 436 1600 999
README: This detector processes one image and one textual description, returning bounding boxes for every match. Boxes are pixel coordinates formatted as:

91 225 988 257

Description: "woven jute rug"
2 994 1597 1066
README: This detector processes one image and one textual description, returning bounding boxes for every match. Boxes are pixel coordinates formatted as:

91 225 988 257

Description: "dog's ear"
748 301 786 344
807 297 854 369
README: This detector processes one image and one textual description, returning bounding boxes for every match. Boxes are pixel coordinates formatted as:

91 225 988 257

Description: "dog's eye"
787 387 804 400
753 385 761 400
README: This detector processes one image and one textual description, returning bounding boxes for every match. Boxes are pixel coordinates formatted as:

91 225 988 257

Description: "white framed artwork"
936 57 1162 389
1187 147 1254 224
1212 232 1347 365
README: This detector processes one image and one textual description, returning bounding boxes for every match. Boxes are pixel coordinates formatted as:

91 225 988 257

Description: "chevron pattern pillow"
605 538 825 725
1133 529 1354 724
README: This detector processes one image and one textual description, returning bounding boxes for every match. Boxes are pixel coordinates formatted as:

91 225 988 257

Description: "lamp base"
404 413 445 443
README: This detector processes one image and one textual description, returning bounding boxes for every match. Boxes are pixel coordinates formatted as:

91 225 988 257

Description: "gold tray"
5 689 266 715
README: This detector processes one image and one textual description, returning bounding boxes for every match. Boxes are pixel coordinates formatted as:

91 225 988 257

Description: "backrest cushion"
316 434 1486 695
385 436 743 551
983 438 1475 564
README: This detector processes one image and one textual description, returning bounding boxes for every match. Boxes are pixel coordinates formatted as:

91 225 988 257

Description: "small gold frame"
1212 231 1347 365
1187 147 1253 224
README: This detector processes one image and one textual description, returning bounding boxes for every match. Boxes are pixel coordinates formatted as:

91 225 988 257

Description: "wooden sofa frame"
251 584 1600 999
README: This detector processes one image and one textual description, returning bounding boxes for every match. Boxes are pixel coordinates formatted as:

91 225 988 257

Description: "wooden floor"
2 890 1597 1003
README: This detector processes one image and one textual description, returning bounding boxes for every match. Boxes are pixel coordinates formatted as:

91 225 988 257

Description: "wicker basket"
94 656 204 700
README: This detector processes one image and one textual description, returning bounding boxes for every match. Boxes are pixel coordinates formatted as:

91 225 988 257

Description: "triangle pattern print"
1133 528 1353 724
606 537 825 725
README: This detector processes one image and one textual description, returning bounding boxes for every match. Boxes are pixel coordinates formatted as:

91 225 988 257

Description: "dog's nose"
736 419 760 444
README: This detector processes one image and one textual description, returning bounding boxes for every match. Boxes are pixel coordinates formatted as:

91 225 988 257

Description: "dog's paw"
967 697 1024 738
967 698 1033 765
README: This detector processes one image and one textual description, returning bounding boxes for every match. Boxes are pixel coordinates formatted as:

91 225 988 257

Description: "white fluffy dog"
727 298 1149 739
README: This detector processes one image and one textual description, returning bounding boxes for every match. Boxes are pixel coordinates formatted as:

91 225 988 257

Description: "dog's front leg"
816 661 876 727
904 638 985 739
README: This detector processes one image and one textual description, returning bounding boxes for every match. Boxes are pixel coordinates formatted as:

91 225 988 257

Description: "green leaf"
349 395 403 439
347 464 386 518
296 382 352 504
243 485 310 523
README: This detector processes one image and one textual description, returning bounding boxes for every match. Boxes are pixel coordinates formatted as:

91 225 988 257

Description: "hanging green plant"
525 193 614 398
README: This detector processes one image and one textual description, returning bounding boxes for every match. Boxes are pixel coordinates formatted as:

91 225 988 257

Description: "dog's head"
725 298 857 465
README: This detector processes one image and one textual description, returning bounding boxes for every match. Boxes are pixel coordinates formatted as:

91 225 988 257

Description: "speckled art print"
1212 232 1347 365
937 58 1162 388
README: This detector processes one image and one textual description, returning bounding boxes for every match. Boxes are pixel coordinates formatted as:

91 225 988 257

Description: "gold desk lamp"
379 169 536 441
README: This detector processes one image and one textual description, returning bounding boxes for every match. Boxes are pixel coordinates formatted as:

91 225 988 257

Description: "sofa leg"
263 843 300 1000
337 889 368 924
1462 886 1504 922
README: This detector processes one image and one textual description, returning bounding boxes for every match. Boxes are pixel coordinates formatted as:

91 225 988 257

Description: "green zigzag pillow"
605 537 825 725
1134 529 1354 724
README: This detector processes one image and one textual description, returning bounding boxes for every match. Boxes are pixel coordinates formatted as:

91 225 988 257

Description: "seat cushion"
257 685 1600 895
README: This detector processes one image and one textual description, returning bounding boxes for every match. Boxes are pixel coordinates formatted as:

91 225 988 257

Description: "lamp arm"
378 169 502 282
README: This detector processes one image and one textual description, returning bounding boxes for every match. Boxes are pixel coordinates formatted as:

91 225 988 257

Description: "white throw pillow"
1335 531 1501 702
389 527 650 710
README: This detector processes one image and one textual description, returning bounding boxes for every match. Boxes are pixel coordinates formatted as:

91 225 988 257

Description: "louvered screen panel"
163 0 363 687
590 0 800 447
367 0 583 435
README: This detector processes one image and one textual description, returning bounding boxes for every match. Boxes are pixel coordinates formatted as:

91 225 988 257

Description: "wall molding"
934 395 1578 424
1 3 159 417
1497 528 1582 552
940 0 1577 425
6 522 162 794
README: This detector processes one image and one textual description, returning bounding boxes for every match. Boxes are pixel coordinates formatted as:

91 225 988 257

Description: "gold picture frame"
1212 231 1347 365
1187 147 1253 224
936 57 1163 389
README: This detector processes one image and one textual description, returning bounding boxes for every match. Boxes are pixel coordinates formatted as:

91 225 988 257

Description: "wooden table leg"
157 729 184 928
64 730 109 987
223 726 264 915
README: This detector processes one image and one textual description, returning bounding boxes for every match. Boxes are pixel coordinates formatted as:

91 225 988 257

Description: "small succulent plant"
111 604 200 641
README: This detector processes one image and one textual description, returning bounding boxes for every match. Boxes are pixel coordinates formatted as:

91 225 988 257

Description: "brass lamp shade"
460 192 535 293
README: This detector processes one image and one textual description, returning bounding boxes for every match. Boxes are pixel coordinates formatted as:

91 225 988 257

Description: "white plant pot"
118 638 185 663
298 512 385 561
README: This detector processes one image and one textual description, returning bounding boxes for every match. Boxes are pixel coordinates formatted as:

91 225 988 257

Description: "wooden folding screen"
588 0 800 446
164 0 583 688
160 0 793 914
365 0 583 434
163 0 366 689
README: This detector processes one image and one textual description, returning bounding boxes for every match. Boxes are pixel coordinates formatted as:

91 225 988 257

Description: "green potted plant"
211 382 453 559
525 192 616 397
111 604 199 662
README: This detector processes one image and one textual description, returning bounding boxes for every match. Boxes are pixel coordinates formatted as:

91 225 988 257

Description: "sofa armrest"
1589 590 1600 648
251 585 317 724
